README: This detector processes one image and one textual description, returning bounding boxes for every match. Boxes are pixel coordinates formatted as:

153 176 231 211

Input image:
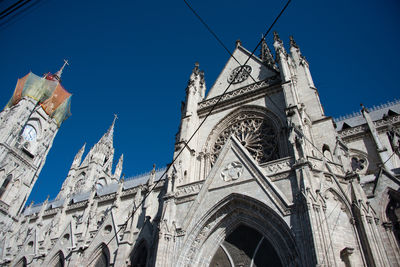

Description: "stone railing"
198 76 281 112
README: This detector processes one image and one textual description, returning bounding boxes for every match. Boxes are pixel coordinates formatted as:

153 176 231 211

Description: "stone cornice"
198 76 281 116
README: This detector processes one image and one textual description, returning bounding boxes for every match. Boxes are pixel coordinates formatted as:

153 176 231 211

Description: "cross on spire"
55 59 69 81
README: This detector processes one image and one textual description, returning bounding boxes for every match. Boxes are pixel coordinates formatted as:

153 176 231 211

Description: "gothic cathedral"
0 33 399 266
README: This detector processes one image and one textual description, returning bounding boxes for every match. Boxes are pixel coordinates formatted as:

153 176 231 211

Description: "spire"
101 114 118 143
114 154 124 179
273 31 282 45
260 36 277 70
72 143 86 167
289 36 299 49
54 59 69 81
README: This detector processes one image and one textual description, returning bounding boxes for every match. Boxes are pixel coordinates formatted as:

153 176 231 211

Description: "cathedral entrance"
210 225 282 267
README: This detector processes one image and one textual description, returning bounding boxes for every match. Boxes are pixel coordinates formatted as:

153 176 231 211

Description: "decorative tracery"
211 113 278 164
227 65 252 84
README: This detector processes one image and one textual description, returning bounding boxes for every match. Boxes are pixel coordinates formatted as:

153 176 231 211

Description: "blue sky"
0 0 399 204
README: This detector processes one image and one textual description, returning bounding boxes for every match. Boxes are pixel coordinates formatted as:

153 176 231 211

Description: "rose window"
227 65 252 84
211 114 278 164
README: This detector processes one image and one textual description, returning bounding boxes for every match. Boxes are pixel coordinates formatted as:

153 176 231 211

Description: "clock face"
22 125 37 141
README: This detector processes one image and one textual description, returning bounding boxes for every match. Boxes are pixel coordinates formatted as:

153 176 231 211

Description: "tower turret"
0 63 72 227
260 37 277 71
173 63 206 184
56 116 120 199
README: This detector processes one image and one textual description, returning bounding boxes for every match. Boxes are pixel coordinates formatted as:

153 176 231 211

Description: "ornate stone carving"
263 157 293 176
197 76 280 111
211 114 278 164
350 155 368 174
388 124 400 157
227 65 252 84
175 181 204 198
220 162 243 182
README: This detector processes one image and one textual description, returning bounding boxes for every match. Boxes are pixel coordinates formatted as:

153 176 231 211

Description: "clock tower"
0 63 71 233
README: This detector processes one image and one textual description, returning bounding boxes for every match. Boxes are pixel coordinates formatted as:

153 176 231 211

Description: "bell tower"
0 62 72 228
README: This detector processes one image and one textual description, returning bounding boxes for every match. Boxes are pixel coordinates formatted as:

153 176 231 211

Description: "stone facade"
0 33 399 266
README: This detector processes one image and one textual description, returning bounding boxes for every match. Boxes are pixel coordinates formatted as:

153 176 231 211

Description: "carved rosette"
228 65 252 84
221 162 243 182
211 113 278 164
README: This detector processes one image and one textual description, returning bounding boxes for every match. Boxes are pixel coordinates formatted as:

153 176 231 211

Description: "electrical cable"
0 0 26 17
102 0 292 247
183 0 257 84
382 150 396 167
183 0 286 116
0 0 32 21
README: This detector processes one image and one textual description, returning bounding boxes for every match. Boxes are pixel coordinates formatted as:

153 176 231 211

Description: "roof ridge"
124 166 167 181
334 98 400 122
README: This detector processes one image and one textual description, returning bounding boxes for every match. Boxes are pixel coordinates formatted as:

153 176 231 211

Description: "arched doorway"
210 224 282 267
178 194 300 266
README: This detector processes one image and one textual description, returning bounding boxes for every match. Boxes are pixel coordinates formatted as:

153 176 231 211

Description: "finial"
289 36 298 48
151 164 156 174
236 39 242 48
360 103 368 113
55 59 69 81
260 37 276 70
192 62 200 75
46 195 50 201
273 31 281 43
101 115 118 143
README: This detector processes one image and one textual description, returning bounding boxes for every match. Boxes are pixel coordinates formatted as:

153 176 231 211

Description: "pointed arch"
0 173 12 198
130 239 149 267
383 188 400 246
48 250 65 267
322 188 364 265
178 193 300 266
87 243 110 267
14 257 27 267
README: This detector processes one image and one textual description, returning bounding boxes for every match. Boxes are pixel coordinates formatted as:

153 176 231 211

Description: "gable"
183 135 293 230
206 45 277 99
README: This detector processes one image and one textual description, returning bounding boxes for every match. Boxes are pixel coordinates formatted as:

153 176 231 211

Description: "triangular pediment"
44 222 74 258
183 135 292 229
206 45 277 99
85 209 119 255
12 228 37 264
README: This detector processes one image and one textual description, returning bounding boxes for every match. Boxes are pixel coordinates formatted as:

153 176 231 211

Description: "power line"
0 0 32 21
0 0 45 30
0 0 26 17
183 0 286 116
102 0 292 247
183 0 257 84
